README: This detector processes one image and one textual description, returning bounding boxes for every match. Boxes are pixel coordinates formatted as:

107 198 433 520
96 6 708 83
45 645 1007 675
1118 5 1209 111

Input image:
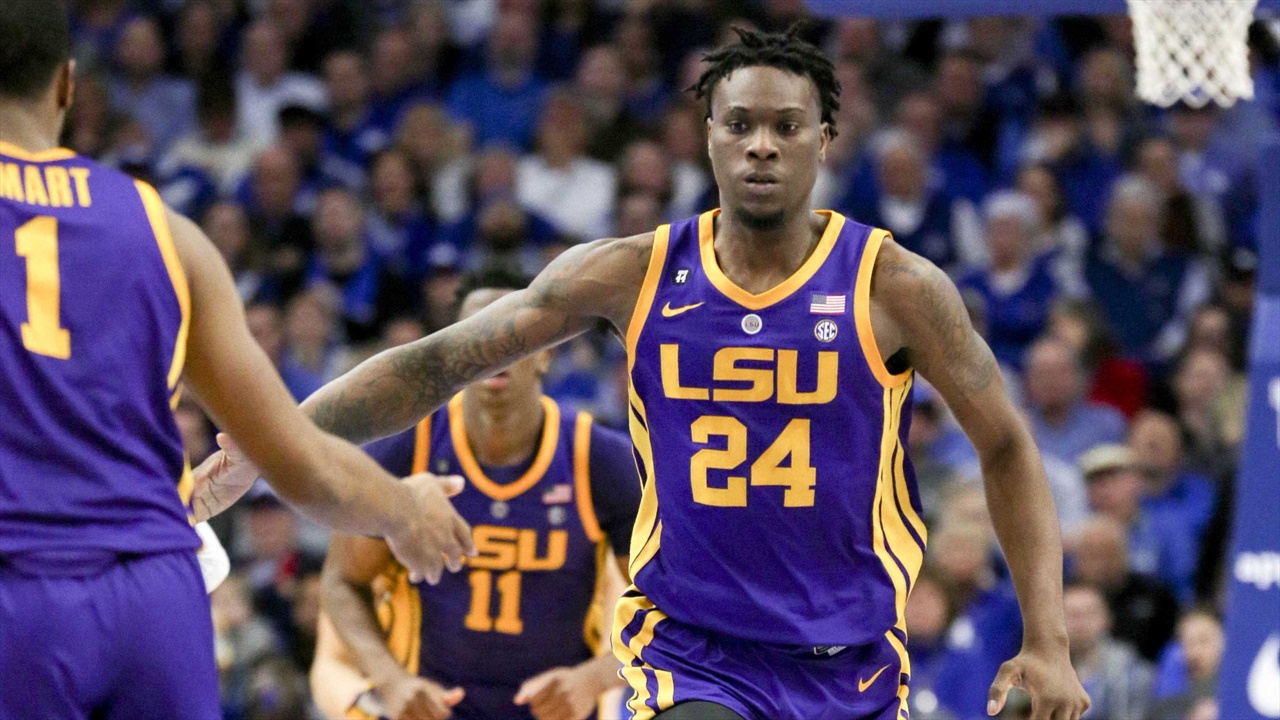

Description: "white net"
1128 0 1258 107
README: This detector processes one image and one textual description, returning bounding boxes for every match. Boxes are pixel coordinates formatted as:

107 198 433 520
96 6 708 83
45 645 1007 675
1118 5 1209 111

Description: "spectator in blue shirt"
1080 444 1198 603
897 91 991 205
365 149 436 282
903 566 994 720
368 28 438 133
1086 177 1211 361
1024 337 1129 465
322 51 390 191
108 15 197 157
958 191 1064 369
840 130 961 271
445 11 548 149
1129 410 1217 543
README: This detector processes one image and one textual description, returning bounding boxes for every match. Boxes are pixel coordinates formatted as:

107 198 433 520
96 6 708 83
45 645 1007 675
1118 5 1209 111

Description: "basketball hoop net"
1128 0 1258 107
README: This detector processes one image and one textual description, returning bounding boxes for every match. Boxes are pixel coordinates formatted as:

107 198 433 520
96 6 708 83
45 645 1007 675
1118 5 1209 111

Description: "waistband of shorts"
1 549 160 577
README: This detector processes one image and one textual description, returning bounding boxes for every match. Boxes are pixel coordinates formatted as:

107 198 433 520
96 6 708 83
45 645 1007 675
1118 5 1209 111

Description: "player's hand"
192 433 260 522
384 473 476 585
378 673 464 720
988 646 1090 720
514 665 602 720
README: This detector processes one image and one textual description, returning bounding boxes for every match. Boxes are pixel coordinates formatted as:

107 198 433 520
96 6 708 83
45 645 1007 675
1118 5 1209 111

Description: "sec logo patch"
814 319 838 342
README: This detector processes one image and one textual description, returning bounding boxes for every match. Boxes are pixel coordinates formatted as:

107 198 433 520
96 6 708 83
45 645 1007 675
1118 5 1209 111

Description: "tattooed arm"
191 234 654 521
870 240 1089 720
302 234 653 444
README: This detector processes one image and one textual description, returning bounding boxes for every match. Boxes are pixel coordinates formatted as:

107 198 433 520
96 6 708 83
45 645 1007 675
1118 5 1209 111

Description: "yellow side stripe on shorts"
655 669 675 711
628 606 668 661
622 666 654 720
886 629 911 679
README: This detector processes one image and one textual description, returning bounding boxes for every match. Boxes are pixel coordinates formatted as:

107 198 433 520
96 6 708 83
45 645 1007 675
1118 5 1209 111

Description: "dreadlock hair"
690 23 841 139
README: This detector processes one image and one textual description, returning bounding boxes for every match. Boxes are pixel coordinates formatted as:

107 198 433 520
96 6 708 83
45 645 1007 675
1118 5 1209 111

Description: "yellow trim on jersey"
411 415 432 474
698 209 845 311
855 228 912 389
447 394 560 502
613 590 675 720
134 181 190 390
626 225 671 370
573 412 604 543
625 385 661 578
871 381 922 678
898 680 912 720
0 141 76 162
378 567 423 676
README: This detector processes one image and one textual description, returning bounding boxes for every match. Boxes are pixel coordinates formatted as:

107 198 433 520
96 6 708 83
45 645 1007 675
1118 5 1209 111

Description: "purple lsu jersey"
0 142 197 559
360 395 615 719
625 209 927 653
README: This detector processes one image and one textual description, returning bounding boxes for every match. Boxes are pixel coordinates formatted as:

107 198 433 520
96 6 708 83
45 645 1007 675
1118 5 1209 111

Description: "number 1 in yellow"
15 217 70 359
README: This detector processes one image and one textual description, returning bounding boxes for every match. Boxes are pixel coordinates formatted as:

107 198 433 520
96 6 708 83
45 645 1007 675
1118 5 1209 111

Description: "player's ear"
56 60 76 111
819 122 831 163
535 349 552 375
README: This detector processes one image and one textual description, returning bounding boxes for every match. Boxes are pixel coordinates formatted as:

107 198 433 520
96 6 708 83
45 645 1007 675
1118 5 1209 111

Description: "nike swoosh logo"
1249 633 1280 717
858 664 891 693
661 301 704 318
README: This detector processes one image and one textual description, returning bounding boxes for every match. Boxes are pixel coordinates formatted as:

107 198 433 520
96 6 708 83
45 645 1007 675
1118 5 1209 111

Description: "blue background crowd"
59 0 1280 717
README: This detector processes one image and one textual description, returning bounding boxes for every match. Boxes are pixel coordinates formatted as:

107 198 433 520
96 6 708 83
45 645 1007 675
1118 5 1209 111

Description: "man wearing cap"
1078 444 1198 603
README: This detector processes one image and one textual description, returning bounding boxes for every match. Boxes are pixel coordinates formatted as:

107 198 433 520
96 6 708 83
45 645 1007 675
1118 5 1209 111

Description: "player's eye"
780 122 800 134
726 120 748 133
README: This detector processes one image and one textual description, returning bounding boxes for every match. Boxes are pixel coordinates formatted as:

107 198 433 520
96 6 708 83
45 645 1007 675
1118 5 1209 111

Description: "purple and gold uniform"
615 210 925 720
0 143 217 718
339 395 639 720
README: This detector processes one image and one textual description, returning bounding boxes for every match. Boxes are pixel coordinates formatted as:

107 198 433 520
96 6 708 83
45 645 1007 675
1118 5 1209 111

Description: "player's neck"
460 391 545 467
712 208 824 291
0 103 60 154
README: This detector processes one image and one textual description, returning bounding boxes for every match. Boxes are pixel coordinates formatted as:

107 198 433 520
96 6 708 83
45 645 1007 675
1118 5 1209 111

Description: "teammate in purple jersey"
0 3 472 718
198 25 1089 720
312 268 641 720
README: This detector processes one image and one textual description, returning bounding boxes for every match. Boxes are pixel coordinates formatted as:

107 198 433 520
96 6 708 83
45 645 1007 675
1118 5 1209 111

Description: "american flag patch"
809 293 847 314
542 484 572 504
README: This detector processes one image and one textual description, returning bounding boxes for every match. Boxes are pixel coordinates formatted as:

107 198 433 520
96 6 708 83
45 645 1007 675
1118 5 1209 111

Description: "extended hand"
514 665 602 720
192 433 259 522
384 474 476 585
379 673 465 720
988 646 1090 720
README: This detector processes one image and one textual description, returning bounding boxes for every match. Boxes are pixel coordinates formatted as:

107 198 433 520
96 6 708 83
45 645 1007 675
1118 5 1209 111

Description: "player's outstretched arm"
300 234 653 445
320 535 464 720
871 240 1090 720
170 207 474 582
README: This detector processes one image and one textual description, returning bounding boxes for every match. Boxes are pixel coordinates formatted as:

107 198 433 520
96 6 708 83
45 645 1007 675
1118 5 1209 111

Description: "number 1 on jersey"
14 216 70 359
464 569 524 635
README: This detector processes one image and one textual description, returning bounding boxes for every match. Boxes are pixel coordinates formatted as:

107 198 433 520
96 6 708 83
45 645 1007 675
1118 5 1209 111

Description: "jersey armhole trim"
411 415 432 474
134 180 190 390
855 228 912 389
573 412 604 543
625 227 670 371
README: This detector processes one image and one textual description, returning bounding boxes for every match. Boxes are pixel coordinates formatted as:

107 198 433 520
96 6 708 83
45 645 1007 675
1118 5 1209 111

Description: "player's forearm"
979 428 1069 650
578 653 625 696
264 431 411 538
321 569 413 688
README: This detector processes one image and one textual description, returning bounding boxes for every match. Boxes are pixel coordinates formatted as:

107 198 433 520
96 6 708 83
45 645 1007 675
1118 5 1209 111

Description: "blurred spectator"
1150 609 1226 719
1129 409 1217 541
395 103 472 223
366 148 436 281
64 72 119 158
896 90 990 205
174 397 214 464
516 89 617 240
1021 94 1122 234
108 15 198 159
161 78 256 201
245 301 322 402
1062 583 1153 719
1086 177 1211 361
575 44 645 162
841 129 963 270
286 572 322 673
241 146 313 289
211 574 281 719
958 192 1066 369
173 1 232 81
1136 136 1225 258
1023 337 1128 465
1046 300 1149 418
618 140 676 220
1015 164 1090 296
659 107 713 219
403 1 464 100
826 18 928 112
899 567 977 720
321 51 390 189
235 20 327 150
614 13 672 125
368 27 435 132
281 289 344 397
1069 516 1178 661
307 185 419 344
616 192 665 238
446 10 547 148
204 202 267 303
277 105 340 200
1172 347 1245 478
1079 444 1197 603
243 656 311 720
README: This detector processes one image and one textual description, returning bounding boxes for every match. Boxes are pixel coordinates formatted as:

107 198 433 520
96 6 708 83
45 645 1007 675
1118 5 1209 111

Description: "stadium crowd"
60 0 1280 717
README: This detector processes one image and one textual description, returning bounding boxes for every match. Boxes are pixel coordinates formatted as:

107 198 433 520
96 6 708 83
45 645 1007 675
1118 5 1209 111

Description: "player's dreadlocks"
690 23 841 138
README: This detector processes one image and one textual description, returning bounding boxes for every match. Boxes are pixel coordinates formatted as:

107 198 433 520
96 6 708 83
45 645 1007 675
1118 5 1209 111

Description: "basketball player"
0 3 472 718
199 26 1090 720
311 268 640 720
